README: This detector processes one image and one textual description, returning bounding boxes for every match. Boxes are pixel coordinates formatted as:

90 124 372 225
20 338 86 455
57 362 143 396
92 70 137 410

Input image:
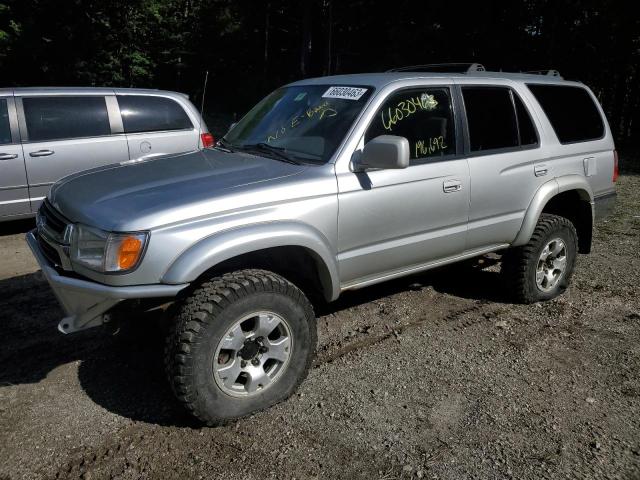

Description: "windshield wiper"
239 143 301 165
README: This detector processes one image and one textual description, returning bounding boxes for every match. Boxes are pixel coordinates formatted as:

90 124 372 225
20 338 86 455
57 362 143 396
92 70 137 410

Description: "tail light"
613 150 619 182
200 132 215 148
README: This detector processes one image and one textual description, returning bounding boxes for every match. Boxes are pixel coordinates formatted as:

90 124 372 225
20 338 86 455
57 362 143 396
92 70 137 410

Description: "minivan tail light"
201 132 215 148
613 150 619 182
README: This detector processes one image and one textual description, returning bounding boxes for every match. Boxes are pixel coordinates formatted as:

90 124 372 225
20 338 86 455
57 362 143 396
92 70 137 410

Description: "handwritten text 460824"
381 93 438 132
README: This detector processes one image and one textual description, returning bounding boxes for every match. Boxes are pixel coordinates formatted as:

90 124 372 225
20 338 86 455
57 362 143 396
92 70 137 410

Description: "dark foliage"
1 0 638 152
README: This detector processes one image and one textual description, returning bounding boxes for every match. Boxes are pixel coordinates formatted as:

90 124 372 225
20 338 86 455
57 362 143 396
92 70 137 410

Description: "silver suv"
0 87 211 221
27 67 618 425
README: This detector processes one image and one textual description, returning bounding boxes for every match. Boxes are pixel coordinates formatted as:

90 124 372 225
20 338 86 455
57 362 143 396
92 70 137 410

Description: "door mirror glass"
356 135 410 171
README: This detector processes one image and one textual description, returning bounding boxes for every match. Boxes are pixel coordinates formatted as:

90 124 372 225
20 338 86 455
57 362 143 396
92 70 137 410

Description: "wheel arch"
162 222 340 302
513 175 594 253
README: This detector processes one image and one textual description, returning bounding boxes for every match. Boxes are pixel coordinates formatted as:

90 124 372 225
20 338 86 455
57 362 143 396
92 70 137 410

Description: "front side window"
0 99 11 144
118 95 193 134
223 85 374 164
23 96 111 142
527 84 604 143
365 87 456 161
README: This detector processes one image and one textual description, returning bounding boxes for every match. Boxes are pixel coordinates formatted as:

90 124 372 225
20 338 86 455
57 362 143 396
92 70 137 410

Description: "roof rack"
386 63 486 73
523 69 562 78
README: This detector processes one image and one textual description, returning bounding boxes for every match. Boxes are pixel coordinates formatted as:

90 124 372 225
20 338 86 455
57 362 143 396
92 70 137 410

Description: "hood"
49 149 307 231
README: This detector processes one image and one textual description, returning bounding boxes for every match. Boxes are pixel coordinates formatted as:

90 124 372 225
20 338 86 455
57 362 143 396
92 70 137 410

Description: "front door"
337 86 470 287
0 96 30 217
18 95 129 210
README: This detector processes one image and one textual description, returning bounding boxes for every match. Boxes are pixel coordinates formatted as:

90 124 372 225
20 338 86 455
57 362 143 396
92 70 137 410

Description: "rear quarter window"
117 95 193 134
527 84 604 144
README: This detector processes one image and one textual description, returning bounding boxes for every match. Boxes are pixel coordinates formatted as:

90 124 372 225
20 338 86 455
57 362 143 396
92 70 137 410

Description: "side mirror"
355 135 410 171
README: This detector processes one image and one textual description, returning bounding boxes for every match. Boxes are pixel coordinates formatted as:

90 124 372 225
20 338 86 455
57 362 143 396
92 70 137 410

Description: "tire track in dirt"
46 299 497 479
315 299 494 366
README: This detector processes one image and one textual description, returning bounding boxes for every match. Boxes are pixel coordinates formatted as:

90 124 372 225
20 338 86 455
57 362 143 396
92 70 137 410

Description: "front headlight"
71 224 148 273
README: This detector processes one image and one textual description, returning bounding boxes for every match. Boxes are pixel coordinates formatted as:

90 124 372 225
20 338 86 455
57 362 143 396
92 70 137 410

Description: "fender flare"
162 222 341 301
512 175 594 247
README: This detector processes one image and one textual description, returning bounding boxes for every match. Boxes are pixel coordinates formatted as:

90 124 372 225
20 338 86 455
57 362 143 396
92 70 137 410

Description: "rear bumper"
26 230 188 333
594 192 617 221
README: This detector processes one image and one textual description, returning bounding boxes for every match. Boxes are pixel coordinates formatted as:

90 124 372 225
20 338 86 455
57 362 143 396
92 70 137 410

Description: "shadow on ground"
0 218 35 237
0 254 511 427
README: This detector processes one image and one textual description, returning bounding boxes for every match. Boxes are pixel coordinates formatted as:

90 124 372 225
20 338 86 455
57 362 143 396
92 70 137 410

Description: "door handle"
443 179 462 193
534 164 548 177
29 149 55 157
0 153 18 161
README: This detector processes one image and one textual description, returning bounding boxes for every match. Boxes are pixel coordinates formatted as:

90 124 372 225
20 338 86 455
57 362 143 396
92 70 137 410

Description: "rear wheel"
502 214 578 303
165 269 316 425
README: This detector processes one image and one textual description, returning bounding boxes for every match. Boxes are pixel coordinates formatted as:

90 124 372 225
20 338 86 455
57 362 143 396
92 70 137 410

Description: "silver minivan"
0 87 211 221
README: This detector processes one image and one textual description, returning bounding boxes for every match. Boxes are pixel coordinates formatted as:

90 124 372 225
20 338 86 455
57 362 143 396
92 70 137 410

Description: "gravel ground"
0 175 638 480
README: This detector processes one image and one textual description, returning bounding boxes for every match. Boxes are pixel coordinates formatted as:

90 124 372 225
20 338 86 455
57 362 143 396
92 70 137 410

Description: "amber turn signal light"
117 236 143 270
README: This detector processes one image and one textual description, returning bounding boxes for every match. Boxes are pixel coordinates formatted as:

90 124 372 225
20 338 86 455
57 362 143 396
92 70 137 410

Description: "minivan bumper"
26 230 188 334
594 191 617 221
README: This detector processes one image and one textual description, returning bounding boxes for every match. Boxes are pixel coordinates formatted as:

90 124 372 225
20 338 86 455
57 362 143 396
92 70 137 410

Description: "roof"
289 71 575 90
0 87 189 99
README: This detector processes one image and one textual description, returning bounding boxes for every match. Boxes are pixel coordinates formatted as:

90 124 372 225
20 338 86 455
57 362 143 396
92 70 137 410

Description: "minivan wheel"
502 214 578 304
165 269 316 426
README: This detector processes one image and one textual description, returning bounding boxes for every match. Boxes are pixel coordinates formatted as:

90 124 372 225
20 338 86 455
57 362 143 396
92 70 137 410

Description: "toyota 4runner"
27 66 618 425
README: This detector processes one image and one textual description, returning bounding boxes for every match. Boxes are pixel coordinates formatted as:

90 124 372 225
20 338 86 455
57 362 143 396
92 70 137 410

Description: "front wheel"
502 213 578 303
165 269 316 425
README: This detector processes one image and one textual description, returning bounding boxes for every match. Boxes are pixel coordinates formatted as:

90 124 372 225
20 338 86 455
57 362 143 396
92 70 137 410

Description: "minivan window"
365 87 456 161
527 84 604 143
463 87 519 152
23 96 111 142
0 99 11 144
118 95 193 134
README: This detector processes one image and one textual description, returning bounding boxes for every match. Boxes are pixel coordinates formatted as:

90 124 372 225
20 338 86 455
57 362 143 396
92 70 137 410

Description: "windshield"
222 85 373 164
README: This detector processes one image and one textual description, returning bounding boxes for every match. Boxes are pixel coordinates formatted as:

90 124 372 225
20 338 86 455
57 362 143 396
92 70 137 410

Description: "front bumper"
26 230 188 334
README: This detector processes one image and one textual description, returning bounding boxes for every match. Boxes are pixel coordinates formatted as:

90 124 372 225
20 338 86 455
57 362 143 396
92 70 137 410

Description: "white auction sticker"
322 86 368 101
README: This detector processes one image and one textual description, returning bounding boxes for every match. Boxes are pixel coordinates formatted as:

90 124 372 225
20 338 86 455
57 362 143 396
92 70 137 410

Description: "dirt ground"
0 175 638 480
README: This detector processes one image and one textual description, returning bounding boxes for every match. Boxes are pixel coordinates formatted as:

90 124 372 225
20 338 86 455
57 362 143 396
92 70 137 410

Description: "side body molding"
162 222 341 301
512 175 594 247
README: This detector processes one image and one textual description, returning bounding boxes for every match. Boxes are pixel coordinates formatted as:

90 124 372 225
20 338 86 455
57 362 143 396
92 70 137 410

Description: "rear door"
17 94 129 210
458 83 546 250
116 94 199 160
0 95 31 217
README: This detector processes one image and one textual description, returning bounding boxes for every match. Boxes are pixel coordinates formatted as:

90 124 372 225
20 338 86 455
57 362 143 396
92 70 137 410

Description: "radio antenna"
197 70 209 149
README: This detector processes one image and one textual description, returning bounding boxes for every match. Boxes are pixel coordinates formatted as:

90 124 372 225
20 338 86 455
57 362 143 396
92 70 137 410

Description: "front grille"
39 200 69 239
37 234 62 266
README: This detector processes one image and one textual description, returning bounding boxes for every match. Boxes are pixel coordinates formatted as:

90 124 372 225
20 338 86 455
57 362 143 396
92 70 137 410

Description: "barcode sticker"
322 86 368 101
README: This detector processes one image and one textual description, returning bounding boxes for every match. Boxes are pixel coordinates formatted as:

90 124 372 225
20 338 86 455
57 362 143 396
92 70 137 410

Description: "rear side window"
527 84 604 143
462 87 519 152
117 95 193 134
365 87 456 161
23 96 111 142
0 99 11 144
